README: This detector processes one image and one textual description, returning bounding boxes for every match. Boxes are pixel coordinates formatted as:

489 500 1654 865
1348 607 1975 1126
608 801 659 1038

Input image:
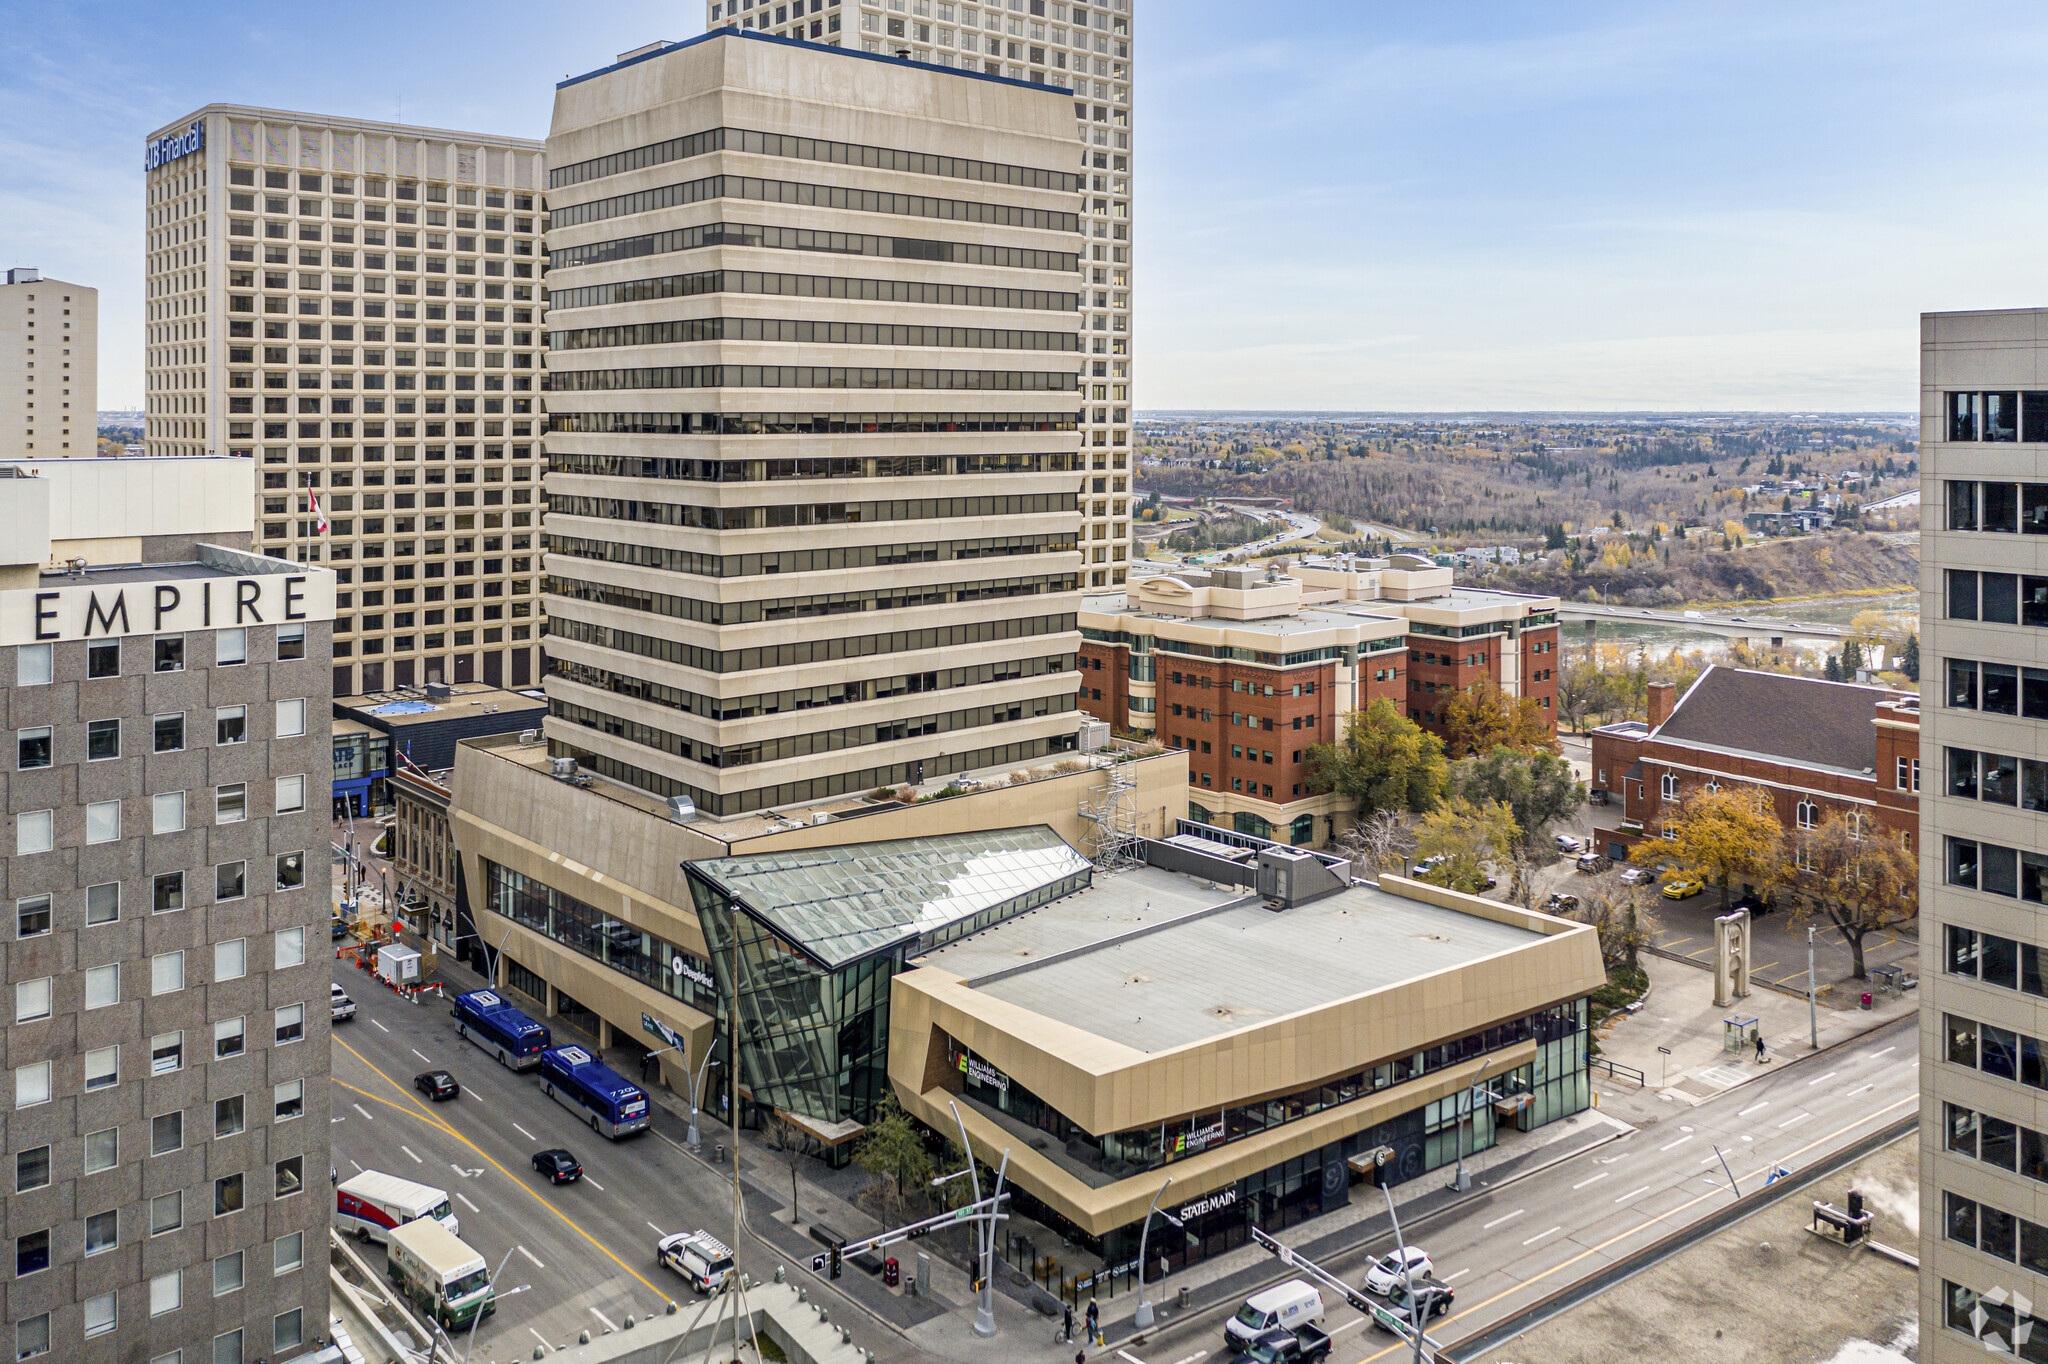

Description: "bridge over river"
1559 603 1851 645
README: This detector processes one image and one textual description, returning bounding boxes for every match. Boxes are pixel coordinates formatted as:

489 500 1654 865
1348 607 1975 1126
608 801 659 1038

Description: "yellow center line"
333 1076 461 1135
1354 1094 1916 1362
331 1034 674 1305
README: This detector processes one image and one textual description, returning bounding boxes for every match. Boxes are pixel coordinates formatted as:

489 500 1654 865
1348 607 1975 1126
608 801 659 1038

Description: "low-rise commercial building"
330 681 545 814
1080 556 1562 843
1589 667 1920 864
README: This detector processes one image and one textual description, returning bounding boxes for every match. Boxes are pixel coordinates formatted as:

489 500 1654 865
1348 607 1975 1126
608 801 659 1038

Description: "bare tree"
1335 808 1414 875
1576 875 1656 974
769 1112 813 1227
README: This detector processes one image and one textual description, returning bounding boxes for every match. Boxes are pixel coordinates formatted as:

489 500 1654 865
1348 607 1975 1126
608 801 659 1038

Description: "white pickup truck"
331 982 357 1023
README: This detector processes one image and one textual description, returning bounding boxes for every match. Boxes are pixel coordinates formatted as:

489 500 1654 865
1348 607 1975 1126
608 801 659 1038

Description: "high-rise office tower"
141 105 549 696
0 463 337 1364
542 30 1087 817
0 268 99 457
1920 309 2048 1356
704 0 1134 587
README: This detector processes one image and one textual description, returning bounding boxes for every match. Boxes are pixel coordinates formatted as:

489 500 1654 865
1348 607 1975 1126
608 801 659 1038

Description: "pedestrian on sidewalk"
1087 1297 1099 1345
1063 1304 1073 1343
1754 1031 1767 1063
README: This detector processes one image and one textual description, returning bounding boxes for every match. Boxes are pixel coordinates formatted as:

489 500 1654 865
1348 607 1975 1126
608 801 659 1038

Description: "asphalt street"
328 966 843 1364
1090 1012 1917 1364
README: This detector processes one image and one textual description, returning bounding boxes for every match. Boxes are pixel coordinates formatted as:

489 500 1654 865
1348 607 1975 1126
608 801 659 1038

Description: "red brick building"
1588 666 1920 861
1080 556 1560 844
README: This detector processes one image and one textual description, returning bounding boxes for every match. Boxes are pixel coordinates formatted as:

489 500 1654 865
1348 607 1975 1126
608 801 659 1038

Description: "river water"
1570 589 1920 661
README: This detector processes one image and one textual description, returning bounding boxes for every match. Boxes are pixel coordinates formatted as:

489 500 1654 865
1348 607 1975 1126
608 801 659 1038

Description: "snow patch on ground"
1819 1317 1917 1363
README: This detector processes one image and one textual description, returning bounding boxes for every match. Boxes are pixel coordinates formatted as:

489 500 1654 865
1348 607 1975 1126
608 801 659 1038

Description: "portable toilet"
376 944 422 987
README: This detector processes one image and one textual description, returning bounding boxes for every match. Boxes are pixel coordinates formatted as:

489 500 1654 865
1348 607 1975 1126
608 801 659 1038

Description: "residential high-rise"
0 268 99 457
703 0 1134 588
542 30 1087 817
1919 309 2048 1357
0 464 337 1364
141 105 549 696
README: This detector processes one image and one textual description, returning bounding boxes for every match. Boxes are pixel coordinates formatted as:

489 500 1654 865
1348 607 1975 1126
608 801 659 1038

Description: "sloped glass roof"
688 826 1092 968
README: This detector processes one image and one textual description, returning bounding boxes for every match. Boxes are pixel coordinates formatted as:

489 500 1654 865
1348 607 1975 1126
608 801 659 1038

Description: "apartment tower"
0 468 337 1364
705 0 1134 587
141 105 548 696
541 31 1086 817
0 269 99 457
1920 309 2048 1356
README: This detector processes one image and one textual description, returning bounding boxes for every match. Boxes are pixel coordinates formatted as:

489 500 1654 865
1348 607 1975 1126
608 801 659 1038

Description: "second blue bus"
537 1045 651 1139
450 990 551 1072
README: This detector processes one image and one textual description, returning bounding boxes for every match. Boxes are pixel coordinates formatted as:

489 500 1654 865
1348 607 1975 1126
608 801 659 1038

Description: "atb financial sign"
145 120 204 172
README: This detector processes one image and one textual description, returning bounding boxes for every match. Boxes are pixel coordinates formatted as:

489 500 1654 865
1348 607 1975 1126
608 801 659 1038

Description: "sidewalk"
1589 949 1917 1128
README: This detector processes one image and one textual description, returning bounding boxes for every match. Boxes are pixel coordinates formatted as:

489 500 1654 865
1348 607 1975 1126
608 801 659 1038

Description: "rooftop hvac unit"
550 757 579 781
666 795 698 823
811 811 831 826
424 682 455 699
517 729 542 745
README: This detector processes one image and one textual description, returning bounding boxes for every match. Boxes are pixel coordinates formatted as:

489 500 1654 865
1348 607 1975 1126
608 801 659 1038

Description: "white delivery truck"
335 1170 460 1243
386 1219 495 1331
1225 1281 1325 1351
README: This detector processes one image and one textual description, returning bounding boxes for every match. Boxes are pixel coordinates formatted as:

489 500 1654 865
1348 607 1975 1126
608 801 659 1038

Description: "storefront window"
484 860 718 1015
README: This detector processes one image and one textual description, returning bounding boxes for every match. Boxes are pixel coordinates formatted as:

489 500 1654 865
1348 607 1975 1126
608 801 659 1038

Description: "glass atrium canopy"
687 826 1093 969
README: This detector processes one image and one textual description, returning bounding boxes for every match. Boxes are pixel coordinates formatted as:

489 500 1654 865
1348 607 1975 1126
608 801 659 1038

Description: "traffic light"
829 1243 843 1279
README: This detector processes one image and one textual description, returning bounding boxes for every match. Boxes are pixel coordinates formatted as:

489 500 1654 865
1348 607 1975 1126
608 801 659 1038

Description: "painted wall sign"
959 1054 1010 1093
1174 1116 1225 1154
1175 1187 1238 1221
1 572 335 647
146 120 205 172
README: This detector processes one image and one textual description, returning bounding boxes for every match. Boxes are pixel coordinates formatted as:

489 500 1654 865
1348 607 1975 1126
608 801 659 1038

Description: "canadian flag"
306 491 329 535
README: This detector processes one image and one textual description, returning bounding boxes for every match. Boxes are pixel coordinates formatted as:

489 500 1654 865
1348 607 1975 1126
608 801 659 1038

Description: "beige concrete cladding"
542 33 1084 814
1919 308 2048 1359
0 274 97 458
887 874 1602 1235
449 734 1187 1088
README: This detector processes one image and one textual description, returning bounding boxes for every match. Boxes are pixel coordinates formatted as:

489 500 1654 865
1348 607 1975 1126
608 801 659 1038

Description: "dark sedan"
413 1070 460 1102
532 1149 583 1184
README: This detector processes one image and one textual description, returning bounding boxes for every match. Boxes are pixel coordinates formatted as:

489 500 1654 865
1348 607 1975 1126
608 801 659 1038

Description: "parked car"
1412 855 1448 877
1575 853 1606 874
331 915 353 941
1554 835 1583 854
1618 867 1654 886
413 1070 460 1102
1662 878 1706 901
1543 893 1580 915
1228 1325 1331 1364
531 1149 582 1185
1363 1247 1434 1296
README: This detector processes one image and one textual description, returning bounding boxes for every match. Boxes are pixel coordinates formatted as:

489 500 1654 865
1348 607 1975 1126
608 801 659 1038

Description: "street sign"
810 1253 827 1274
642 1013 683 1051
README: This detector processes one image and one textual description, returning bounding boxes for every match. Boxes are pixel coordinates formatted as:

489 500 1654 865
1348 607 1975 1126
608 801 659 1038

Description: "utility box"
376 944 422 987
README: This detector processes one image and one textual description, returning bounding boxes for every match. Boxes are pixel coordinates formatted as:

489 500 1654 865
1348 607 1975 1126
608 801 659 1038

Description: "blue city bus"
537 1045 651 1139
450 991 550 1072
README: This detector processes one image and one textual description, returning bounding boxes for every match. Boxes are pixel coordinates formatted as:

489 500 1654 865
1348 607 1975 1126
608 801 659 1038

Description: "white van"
336 1170 459 1243
1226 1280 1324 1350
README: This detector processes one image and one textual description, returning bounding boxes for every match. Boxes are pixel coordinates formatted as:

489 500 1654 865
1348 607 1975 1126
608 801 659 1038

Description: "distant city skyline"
8 0 2047 411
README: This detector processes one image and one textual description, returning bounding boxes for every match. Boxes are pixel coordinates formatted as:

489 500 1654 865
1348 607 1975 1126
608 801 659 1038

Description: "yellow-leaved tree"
1786 812 1918 980
1662 785 1785 907
1413 798 1521 895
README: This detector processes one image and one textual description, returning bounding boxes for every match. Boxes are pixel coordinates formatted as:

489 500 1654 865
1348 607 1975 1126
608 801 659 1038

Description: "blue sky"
3 0 2042 411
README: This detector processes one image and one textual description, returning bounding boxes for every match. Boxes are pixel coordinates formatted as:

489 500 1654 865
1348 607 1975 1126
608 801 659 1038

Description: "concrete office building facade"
705 0 1136 587
0 494 337 1363
1920 309 2048 1357
0 270 98 457
541 31 1087 817
141 104 549 697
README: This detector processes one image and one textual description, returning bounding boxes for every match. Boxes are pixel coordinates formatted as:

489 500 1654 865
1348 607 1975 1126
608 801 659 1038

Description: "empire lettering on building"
1 572 336 647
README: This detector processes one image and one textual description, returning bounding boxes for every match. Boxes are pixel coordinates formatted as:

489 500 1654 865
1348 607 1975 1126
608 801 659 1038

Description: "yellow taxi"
1661 878 1705 901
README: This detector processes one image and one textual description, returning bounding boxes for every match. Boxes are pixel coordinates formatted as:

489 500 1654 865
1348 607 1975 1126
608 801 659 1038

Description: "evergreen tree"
1842 639 1863 674
1825 653 1842 682
1902 634 1921 682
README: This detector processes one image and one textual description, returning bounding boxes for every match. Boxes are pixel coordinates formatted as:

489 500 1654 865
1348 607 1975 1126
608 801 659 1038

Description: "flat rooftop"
926 868 1544 1053
46 561 247 585
335 685 546 728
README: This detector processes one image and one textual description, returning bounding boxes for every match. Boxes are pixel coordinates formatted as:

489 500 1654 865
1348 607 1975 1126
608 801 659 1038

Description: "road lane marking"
331 1116 344 1124
1481 1209 1524 1230
519 1245 546 1269
412 1049 432 1063
352 1103 375 1122
1699 1153 1720 1165
1441 1269 1470 1283
401 1145 422 1164
1847 1083 1874 1098
1658 1135 1692 1151
350 1159 363 1172
531 1330 550 1349
328 1035 674 1305
1167 1352 1208 1364
648 1222 667 1237
585 1177 605 1191
591 1308 617 1330
514 1122 537 1140
1329 1319 1364 1337
456 1193 479 1212
1615 1186 1652 1203
372 1019 389 1032
1355 1093 1919 1362
1872 1046 1895 1058
1571 1173 1609 1190
1522 1227 1561 1246
1118 1350 1148 1364
1777 1112 1813 1129
1738 1101 1769 1117
1806 1072 1838 1086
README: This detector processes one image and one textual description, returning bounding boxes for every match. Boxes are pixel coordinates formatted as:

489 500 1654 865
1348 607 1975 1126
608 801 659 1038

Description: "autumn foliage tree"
1439 679 1560 759
1304 699 1449 823
1786 811 1918 980
1663 785 1785 906
1413 799 1521 894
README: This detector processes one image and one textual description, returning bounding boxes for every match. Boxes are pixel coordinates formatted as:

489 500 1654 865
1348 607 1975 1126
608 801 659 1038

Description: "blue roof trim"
559 26 1075 95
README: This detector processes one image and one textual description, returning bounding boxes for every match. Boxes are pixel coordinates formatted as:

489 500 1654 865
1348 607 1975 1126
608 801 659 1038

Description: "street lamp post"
1446 1058 1495 1194
682 1039 720 1149
1807 925 1819 1050
947 1101 1008 1338
460 1246 521 1364
1132 1178 1182 1331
